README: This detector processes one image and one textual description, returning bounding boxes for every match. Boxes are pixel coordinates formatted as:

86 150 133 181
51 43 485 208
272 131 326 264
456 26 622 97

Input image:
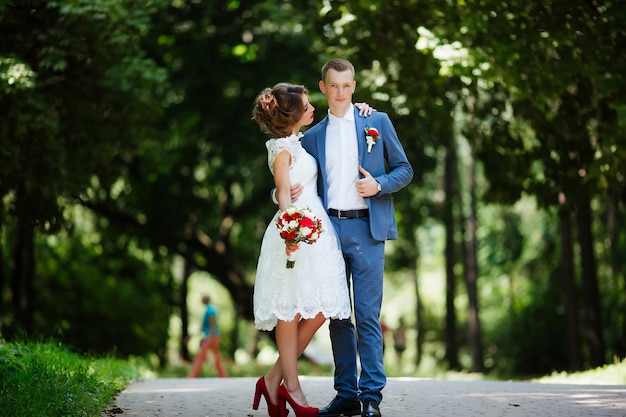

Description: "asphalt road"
103 376 626 417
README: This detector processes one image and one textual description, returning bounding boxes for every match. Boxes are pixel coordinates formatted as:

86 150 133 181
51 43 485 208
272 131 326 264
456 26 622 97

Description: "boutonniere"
364 127 380 153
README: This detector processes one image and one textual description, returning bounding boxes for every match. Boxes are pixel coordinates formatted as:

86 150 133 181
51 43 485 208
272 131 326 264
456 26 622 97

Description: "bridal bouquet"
276 206 323 269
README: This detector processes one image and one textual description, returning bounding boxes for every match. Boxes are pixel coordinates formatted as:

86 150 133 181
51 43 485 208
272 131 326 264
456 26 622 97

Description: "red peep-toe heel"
277 384 318 417
253 376 286 417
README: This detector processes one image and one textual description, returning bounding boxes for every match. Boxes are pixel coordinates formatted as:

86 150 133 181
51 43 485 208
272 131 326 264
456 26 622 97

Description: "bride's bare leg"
276 314 307 405
264 313 325 404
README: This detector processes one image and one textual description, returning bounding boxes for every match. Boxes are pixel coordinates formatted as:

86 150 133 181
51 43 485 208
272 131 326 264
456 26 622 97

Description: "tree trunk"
229 311 239 359
10 212 36 334
443 144 459 370
0 196 5 312
558 204 583 370
576 191 605 367
464 149 485 372
606 195 626 359
179 256 193 362
411 253 424 367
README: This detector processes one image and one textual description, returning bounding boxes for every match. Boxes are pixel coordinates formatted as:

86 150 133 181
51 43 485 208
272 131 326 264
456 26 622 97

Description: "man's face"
319 69 356 114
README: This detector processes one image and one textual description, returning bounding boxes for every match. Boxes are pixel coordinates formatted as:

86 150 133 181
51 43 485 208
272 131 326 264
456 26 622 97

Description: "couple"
252 59 413 417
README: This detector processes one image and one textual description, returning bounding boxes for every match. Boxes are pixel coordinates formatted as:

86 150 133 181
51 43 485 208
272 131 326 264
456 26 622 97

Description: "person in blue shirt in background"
189 294 228 378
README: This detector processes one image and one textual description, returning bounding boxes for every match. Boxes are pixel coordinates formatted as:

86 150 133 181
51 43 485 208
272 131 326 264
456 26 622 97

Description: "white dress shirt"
325 104 367 210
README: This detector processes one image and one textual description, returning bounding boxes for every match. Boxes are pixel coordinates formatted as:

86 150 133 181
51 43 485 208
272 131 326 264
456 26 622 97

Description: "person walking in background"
189 294 228 378
294 58 413 417
251 83 362 417
393 318 407 365
379 319 389 354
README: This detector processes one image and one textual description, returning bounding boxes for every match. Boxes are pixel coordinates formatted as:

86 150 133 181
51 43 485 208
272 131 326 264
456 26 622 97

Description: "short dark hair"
321 58 355 82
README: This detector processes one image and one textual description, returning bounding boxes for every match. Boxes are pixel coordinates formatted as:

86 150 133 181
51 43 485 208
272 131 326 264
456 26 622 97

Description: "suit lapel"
313 117 330 206
354 108 367 163
315 116 329 167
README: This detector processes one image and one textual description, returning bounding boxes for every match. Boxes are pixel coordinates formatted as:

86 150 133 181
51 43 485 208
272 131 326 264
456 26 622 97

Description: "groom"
300 59 413 417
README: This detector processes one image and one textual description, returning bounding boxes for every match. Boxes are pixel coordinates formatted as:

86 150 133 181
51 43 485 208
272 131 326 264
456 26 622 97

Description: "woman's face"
293 93 315 132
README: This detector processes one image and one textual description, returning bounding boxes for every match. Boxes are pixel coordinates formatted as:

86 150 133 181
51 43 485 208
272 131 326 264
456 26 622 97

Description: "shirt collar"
328 104 355 126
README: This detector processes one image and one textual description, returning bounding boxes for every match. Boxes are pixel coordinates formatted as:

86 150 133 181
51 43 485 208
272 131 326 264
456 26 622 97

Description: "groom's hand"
272 183 303 204
357 166 381 197
290 183 303 202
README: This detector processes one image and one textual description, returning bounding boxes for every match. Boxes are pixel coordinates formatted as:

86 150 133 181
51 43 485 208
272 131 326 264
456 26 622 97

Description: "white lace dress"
254 133 352 331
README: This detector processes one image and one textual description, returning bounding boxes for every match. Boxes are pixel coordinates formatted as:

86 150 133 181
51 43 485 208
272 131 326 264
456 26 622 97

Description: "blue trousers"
329 216 386 403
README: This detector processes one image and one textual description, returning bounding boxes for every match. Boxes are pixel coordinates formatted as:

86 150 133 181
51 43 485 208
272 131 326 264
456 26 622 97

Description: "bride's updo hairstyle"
252 83 308 138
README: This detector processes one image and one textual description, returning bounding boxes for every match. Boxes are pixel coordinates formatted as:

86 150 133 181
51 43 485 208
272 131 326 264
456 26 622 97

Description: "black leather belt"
328 208 369 219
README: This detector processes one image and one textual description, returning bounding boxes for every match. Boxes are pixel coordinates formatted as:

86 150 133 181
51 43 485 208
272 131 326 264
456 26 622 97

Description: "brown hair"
321 58 355 82
252 83 308 138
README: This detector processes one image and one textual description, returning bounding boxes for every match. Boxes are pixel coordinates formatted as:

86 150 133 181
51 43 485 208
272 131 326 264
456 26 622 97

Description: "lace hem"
255 306 352 332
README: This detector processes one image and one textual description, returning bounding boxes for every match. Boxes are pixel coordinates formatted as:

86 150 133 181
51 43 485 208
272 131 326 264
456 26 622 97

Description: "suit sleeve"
377 113 413 194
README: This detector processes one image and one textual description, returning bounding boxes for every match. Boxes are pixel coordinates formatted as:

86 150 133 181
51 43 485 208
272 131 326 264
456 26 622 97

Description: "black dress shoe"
361 399 381 417
318 396 361 417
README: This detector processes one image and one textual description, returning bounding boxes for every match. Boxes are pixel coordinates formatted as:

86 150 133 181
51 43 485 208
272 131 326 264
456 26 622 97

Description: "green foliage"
0 0 171 353
33 216 174 357
0 340 139 416
93 0 331 323
0 0 12 12
535 357 626 385
0 0 166 231
491 278 569 375
448 1 626 207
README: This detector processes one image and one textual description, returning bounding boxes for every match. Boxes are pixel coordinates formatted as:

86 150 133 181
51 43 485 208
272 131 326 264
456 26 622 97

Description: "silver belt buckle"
338 210 348 219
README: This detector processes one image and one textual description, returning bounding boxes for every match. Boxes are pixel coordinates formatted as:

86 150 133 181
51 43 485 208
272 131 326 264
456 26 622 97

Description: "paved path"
104 376 626 417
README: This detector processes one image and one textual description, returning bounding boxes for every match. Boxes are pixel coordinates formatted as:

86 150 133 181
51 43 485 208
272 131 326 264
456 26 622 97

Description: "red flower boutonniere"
365 127 380 153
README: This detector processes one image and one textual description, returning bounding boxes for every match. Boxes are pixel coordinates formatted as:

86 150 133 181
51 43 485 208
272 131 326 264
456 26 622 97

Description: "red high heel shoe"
277 384 319 417
253 376 283 417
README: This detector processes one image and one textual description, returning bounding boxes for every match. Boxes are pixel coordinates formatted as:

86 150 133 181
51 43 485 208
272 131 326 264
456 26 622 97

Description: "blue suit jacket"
301 107 413 241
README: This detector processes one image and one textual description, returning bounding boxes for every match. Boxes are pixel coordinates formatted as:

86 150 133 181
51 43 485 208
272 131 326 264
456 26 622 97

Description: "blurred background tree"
1 0 624 377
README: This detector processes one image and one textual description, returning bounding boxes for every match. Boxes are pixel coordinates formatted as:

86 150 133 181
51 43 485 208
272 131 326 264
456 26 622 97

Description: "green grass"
0 341 139 417
533 357 626 385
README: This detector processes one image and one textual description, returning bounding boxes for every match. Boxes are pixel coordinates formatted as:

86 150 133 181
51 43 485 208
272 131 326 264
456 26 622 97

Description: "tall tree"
0 0 166 336
463 147 485 372
312 0 471 370
81 1 329 360
558 204 583 370
446 0 626 369
442 140 460 370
